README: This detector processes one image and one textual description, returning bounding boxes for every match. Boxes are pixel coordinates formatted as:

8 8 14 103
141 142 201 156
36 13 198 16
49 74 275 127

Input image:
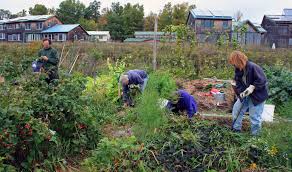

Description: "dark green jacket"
38 47 59 71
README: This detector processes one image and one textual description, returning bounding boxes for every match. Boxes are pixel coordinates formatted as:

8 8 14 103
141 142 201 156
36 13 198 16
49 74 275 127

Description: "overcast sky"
1 0 292 23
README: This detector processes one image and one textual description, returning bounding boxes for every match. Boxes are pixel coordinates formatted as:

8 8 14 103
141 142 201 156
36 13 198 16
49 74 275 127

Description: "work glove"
240 85 255 98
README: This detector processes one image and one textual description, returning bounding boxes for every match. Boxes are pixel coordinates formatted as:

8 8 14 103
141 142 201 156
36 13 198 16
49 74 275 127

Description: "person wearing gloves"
119 69 148 107
228 51 269 135
166 89 198 119
37 38 59 83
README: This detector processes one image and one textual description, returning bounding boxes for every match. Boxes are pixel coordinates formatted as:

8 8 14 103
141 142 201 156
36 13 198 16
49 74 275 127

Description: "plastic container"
262 104 275 122
32 60 44 73
213 92 225 104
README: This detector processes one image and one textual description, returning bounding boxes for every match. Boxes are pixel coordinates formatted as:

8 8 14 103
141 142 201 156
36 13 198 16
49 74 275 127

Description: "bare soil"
181 79 235 113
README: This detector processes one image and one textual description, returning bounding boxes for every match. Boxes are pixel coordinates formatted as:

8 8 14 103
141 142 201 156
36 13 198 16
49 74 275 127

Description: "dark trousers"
45 69 59 84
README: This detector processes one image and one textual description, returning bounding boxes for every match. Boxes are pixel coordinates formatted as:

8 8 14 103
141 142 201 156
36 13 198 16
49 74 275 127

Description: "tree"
13 9 27 18
105 2 144 41
48 8 56 15
144 12 156 31
158 2 173 31
172 2 189 25
105 2 124 40
122 3 144 37
79 18 97 30
29 4 48 15
56 0 86 24
234 10 243 22
0 9 11 19
84 0 101 22
188 4 196 11
97 8 109 30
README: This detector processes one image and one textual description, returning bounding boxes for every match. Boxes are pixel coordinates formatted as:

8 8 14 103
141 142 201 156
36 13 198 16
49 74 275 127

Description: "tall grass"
133 72 177 141
0 42 291 80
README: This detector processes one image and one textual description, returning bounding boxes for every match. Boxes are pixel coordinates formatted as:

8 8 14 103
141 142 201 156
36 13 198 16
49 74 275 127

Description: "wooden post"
153 14 158 71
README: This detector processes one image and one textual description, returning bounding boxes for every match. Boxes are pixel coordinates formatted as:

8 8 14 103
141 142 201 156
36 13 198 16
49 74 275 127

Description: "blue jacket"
234 61 269 105
167 90 198 118
127 70 148 85
122 70 148 102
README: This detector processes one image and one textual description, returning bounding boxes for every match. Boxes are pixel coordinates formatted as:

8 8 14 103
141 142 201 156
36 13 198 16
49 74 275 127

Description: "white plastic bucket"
213 93 225 103
262 104 275 122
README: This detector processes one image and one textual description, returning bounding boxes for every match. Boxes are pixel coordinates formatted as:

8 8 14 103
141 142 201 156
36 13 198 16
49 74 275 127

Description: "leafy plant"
277 99 292 118
247 123 292 171
0 71 103 170
263 66 292 109
82 136 146 171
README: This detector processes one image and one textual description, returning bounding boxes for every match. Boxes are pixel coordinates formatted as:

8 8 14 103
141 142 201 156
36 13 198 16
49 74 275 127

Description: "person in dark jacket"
166 90 198 119
228 51 268 135
119 69 148 107
38 38 59 83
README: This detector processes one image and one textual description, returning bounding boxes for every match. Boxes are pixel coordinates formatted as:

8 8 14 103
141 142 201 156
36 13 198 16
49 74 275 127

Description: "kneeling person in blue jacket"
166 90 198 119
119 70 148 107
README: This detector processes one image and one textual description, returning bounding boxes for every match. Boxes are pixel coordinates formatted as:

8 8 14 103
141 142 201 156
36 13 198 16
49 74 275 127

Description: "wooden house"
186 9 232 43
0 15 61 42
41 24 89 42
232 20 266 46
261 9 292 48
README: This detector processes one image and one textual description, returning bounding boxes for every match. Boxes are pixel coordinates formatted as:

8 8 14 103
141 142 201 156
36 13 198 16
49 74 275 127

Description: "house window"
0 33 5 39
48 21 55 27
15 23 20 29
58 33 66 41
202 20 214 28
37 22 43 30
99 35 103 39
8 34 21 41
44 34 54 40
27 34 41 42
223 21 229 29
0 25 4 30
7 24 13 29
25 23 31 30
289 38 292 46
74 35 78 40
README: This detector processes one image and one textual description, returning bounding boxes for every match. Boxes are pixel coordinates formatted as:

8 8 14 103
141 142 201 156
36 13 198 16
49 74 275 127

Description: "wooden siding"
262 16 292 48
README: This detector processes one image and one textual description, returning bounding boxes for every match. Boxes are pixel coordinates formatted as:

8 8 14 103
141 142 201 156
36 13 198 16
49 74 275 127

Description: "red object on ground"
181 79 234 112
210 88 220 94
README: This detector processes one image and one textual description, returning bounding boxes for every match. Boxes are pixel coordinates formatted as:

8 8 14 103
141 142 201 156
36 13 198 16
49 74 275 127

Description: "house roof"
0 19 8 24
42 24 80 33
252 23 267 33
87 31 110 35
283 9 292 16
232 20 266 33
5 15 54 23
264 15 292 22
264 9 292 23
189 9 232 20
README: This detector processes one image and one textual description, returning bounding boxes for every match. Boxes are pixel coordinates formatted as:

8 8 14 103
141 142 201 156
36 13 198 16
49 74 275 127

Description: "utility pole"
153 14 158 71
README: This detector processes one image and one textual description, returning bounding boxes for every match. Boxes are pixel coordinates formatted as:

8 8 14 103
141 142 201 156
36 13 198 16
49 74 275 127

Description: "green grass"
277 99 292 119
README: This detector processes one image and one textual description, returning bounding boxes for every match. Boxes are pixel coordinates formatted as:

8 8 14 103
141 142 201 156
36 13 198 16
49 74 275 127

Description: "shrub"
263 66 292 116
82 136 146 172
277 99 292 118
0 73 102 170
